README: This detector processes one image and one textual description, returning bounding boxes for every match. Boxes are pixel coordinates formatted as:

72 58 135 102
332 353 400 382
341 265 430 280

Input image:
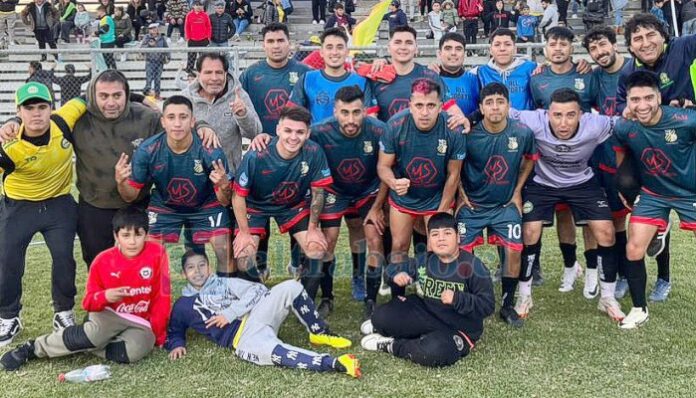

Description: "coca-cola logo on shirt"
116 300 150 314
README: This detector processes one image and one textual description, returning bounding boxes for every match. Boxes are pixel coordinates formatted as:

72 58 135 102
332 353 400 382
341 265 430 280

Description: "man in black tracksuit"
360 212 495 367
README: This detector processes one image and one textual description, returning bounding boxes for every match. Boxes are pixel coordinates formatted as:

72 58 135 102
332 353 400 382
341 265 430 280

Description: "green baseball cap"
16 82 52 106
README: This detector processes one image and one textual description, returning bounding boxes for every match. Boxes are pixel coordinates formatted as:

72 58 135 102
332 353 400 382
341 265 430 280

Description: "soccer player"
613 71 696 329
377 79 466 295
511 88 624 323
435 32 479 116
166 250 360 378
1 206 171 371
233 106 333 301
360 212 495 368
458 83 537 327
115 95 233 275
288 27 372 124
0 83 86 346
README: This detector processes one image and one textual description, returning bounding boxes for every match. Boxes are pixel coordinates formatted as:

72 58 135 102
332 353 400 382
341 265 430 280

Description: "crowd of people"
0 8 694 379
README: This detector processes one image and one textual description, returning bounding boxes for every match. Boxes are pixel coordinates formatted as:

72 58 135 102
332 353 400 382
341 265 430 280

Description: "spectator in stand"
73 3 90 43
420 0 433 21
328 0 354 15
166 0 189 44
311 0 327 24
662 0 682 36
0 0 19 47
96 4 117 69
383 0 408 34
26 60 55 107
458 0 482 44
682 0 696 35
556 0 569 26
482 0 496 37
184 0 211 72
490 0 513 30
441 0 458 32
262 0 281 25
324 3 356 32
209 1 234 46
20 0 59 61
99 0 115 15
114 6 134 62
49 63 92 105
58 0 76 44
127 0 147 39
538 0 558 36
231 0 253 41
428 0 445 43
516 4 537 43
141 22 169 98
611 0 627 33
651 0 670 29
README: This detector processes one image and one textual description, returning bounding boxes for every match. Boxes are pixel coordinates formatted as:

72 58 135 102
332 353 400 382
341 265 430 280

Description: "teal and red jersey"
530 64 595 112
233 138 333 215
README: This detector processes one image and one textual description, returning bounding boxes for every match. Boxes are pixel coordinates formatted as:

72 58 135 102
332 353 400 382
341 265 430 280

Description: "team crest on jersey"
61 138 71 149
193 159 204 174
131 138 144 148
659 73 673 88
574 79 585 91
300 161 309 176
458 222 466 236
239 172 248 187
437 139 447 154
148 211 157 225
326 193 336 204
363 141 374 154
523 201 534 214
507 137 519 151
140 266 153 279
664 129 677 143
288 72 299 84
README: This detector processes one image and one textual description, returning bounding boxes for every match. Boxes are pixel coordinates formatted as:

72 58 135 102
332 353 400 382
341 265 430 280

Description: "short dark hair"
624 13 669 48
427 212 457 232
95 69 129 93
480 82 510 103
29 60 42 71
181 249 209 270
196 52 229 73
550 88 581 106
163 95 193 113
438 32 466 50
390 25 418 40
490 27 516 43
411 78 441 97
625 70 660 93
334 2 344 9
545 26 574 42
321 27 349 45
261 22 290 40
335 85 364 104
64 63 76 74
112 205 149 234
279 106 312 126
540 0 551 4
582 26 617 50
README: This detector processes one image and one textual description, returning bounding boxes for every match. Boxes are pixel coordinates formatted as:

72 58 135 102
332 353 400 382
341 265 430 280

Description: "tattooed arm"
309 187 325 229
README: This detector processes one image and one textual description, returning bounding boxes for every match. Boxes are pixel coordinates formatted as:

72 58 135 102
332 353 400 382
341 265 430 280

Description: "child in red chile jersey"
1 206 171 371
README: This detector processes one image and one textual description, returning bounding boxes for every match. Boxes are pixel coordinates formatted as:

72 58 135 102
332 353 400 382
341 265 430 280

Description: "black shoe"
0 341 36 371
499 306 524 328
363 299 375 320
532 267 544 287
317 298 333 319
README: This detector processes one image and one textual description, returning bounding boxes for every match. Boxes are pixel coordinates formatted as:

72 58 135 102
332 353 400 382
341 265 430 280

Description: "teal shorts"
630 191 696 233
456 205 523 252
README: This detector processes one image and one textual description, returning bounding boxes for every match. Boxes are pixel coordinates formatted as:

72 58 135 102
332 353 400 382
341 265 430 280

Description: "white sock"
519 280 532 297
563 266 576 280
600 281 616 299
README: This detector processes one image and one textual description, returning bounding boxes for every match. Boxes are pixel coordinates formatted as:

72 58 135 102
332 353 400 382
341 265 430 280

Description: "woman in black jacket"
231 0 252 40
127 0 147 39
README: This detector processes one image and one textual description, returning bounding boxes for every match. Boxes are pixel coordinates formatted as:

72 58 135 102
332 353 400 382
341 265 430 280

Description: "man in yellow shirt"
0 82 86 347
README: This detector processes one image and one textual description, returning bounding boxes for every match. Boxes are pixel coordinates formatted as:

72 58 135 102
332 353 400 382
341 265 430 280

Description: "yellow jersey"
0 98 87 201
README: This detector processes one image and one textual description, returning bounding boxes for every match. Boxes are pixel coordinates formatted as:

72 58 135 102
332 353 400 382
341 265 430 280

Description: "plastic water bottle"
58 365 111 383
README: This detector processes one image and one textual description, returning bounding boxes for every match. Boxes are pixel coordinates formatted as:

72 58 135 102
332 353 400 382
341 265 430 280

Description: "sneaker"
336 354 361 378
232 34 241 42
648 278 672 302
0 317 22 348
572 13 578 18
120 53 128 62
583 268 599 299
514 294 533 319
312 19 318 24
378 275 391 296
559 261 583 292
53 310 76 331
360 319 374 335
166 37 172 45
619 307 649 329
615 277 629 299
360 333 393 352
0 341 36 371
597 296 626 321
319 20 325 24
352 276 366 301
499 306 524 328
309 331 352 348
363 299 375 320
647 222 671 257
531 267 544 287
177 37 185 44
317 298 333 319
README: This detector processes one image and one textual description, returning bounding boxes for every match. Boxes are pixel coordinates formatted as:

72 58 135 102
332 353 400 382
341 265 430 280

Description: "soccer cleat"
647 222 671 257
583 268 599 299
309 332 352 349
352 276 366 301
619 307 649 329
336 354 361 378
559 261 583 292
499 306 524 328
53 310 76 332
615 277 629 299
378 275 391 296
363 299 375 320
514 294 533 319
0 317 22 348
648 278 672 302
0 341 36 371
317 298 334 319
531 267 544 287
360 319 375 335
360 333 393 352
597 296 626 321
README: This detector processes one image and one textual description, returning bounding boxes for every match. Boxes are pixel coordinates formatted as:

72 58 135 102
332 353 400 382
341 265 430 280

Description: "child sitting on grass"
1 206 171 371
165 250 361 378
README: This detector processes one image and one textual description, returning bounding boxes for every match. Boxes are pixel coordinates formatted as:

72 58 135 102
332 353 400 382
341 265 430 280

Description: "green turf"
1 224 695 398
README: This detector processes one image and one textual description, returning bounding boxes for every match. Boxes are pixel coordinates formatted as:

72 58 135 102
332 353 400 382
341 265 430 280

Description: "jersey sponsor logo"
139 266 153 279
264 89 290 117
337 158 366 183
148 211 158 225
601 97 617 116
116 300 150 314
388 99 409 116
437 139 447 155
640 148 672 176
127 286 152 295
321 168 331 177
23 155 38 165
289 72 299 84
300 161 309 176
555 144 572 152
574 78 585 91
254 75 263 82
110 271 121 279
272 181 300 204
484 155 509 185
672 113 688 121
363 141 374 154
61 138 71 149
193 159 204 175
239 172 249 187
166 177 198 205
261 169 274 175
406 157 438 185
507 137 519 151
538 83 550 91
664 129 677 143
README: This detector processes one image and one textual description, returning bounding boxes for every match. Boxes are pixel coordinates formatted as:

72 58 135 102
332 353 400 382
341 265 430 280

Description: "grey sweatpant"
33 309 155 364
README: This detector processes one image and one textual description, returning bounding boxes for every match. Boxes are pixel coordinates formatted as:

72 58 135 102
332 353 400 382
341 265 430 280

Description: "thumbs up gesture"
230 85 248 117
